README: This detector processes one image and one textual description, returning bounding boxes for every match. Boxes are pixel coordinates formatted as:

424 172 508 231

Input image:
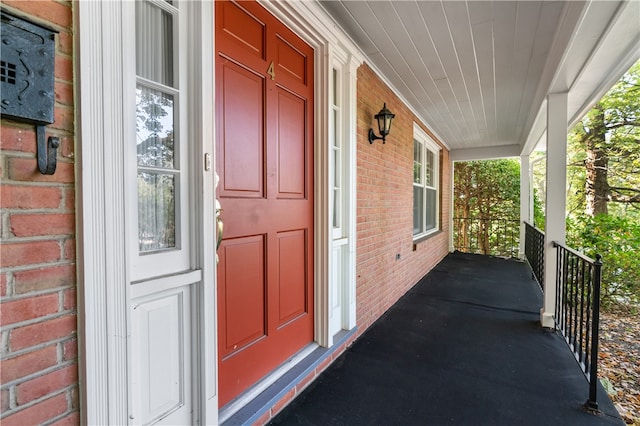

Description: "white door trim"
189 2 218 423
76 1 216 424
77 2 129 422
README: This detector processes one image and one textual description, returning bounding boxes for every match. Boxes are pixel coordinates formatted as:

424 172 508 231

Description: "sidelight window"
132 0 190 280
135 0 180 253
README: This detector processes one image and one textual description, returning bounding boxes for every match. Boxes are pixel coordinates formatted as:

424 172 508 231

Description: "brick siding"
0 2 78 425
355 64 451 333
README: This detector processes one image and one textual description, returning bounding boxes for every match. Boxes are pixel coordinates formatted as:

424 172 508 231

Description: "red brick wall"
1 2 79 425
355 64 451 333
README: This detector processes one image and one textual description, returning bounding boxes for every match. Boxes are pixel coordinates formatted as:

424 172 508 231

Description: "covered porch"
269 251 622 425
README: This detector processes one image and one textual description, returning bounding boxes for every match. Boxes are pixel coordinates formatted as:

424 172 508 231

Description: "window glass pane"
138 172 176 251
332 146 340 229
136 1 174 87
413 141 422 184
426 188 436 230
136 85 175 168
332 68 338 107
333 188 339 228
425 150 434 187
413 186 424 235
333 109 339 148
333 147 340 186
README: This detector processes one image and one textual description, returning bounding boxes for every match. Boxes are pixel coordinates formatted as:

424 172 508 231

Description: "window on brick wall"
413 124 440 238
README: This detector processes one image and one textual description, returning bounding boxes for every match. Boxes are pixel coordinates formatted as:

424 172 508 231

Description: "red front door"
215 0 314 407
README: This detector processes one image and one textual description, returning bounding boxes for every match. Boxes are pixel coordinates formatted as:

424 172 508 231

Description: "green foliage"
454 159 522 256
567 59 640 219
566 214 640 307
533 188 545 231
454 159 521 218
565 59 640 309
528 152 547 230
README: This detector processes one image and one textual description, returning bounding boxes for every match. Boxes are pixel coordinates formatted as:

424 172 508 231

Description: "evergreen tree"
568 60 640 218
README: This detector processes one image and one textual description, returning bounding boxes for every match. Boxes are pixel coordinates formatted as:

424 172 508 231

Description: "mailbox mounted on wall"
1 10 59 174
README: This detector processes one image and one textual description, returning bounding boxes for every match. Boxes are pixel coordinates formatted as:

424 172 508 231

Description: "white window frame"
129 0 191 282
413 123 440 239
325 46 358 345
330 65 344 241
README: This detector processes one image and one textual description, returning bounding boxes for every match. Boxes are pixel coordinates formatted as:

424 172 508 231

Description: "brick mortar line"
0 310 77 335
0 179 76 188
0 260 76 274
0 235 76 244
0 359 77 389
1 151 76 163
0 337 76 363
0 124 75 138
0 387 72 420
2 234 76 241
0 285 75 303
0 209 76 214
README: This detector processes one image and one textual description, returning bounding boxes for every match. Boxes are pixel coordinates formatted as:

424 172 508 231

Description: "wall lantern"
368 103 395 144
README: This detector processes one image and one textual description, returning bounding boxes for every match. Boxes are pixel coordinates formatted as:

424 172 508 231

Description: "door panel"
275 36 307 84
216 0 314 407
277 89 306 198
219 0 266 60
218 235 266 359
219 60 265 197
276 229 308 325
131 285 191 425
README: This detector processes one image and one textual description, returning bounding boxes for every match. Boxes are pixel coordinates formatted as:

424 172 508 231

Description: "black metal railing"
553 241 603 411
524 222 545 289
453 217 520 258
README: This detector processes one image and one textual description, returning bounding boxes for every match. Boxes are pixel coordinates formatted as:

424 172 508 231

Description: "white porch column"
519 154 530 259
449 161 455 252
541 92 568 328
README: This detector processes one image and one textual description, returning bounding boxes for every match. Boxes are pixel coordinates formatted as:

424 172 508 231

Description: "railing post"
585 254 602 412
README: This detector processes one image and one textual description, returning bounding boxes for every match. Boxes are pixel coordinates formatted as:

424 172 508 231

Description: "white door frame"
78 1 362 423
77 1 216 424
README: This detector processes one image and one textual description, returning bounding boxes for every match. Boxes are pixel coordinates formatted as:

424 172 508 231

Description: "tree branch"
609 187 640 194
606 120 640 130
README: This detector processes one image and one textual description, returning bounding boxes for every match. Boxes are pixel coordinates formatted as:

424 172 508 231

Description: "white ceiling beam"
450 144 521 162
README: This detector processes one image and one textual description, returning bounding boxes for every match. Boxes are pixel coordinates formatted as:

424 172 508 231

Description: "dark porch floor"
269 251 623 426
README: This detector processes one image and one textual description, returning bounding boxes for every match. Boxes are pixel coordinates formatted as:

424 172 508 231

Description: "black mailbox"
1 10 56 124
1 10 59 174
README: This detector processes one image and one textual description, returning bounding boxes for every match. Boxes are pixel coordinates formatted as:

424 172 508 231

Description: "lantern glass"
375 103 395 136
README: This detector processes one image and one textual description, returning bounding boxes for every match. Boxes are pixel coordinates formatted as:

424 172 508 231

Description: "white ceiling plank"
321 1 377 54
492 2 517 143
317 0 635 153
418 2 469 108
471 20 497 143
393 2 447 80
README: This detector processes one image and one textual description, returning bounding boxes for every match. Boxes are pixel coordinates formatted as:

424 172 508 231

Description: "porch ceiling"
318 0 640 159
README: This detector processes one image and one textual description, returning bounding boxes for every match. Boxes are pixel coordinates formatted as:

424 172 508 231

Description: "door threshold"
219 329 356 425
